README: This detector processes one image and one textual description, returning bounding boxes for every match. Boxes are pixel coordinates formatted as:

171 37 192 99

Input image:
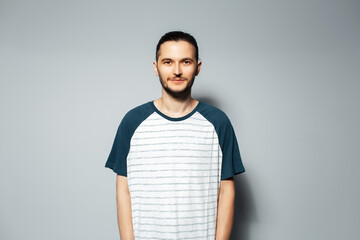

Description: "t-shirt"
105 100 245 240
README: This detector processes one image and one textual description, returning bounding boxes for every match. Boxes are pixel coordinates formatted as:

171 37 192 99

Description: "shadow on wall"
196 96 256 240
231 175 256 240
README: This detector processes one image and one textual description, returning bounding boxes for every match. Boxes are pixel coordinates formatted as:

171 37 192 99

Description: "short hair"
156 31 199 62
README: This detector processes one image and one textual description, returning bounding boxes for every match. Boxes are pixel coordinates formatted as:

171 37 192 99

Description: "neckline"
150 100 201 121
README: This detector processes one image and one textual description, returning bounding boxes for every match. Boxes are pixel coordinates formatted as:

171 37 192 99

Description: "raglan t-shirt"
105 100 245 240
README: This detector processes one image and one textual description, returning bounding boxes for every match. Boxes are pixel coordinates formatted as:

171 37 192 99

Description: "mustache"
168 77 188 81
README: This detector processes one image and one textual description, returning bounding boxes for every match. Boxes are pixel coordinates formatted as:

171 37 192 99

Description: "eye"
163 61 171 64
183 60 191 64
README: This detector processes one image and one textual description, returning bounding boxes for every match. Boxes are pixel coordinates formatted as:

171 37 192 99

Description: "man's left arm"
215 177 235 240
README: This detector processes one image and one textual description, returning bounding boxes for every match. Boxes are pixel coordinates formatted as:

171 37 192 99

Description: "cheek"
185 67 197 76
158 71 168 82
158 68 172 77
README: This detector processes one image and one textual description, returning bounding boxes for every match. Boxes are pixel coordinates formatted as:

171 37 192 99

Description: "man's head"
156 31 199 63
154 31 201 99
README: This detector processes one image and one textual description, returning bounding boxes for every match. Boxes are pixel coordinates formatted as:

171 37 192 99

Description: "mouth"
169 77 187 84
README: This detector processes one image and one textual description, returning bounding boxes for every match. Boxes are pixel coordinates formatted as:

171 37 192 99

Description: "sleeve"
104 116 131 176
220 117 245 180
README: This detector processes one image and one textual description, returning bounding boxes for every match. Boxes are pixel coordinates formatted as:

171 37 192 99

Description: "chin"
160 77 194 97
164 86 191 96
169 86 187 92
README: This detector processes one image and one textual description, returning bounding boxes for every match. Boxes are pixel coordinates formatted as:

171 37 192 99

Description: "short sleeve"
105 102 155 176
220 118 245 180
104 117 131 176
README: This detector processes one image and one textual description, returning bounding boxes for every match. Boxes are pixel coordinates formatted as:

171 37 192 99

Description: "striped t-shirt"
105 100 245 240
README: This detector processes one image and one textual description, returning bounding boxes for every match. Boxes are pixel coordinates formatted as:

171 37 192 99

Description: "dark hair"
156 31 199 62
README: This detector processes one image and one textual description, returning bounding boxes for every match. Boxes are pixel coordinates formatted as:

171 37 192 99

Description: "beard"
158 72 197 100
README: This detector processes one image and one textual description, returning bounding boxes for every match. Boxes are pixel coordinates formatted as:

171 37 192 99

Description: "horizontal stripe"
134 227 214 235
128 169 219 174
129 191 219 197
128 174 219 180
129 148 217 153
132 213 216 221
130 193 217 199
128 162 218 167
131 135 216 140
135 128 213 134
131 175 219 179
131 205 217 213
128 155 219 160
129 187 218 193
189 117 209 121
135 218 216 227
131 141 217 146
131 200 217 206
134 233 215 240
129 181 218 186
142 122 212 128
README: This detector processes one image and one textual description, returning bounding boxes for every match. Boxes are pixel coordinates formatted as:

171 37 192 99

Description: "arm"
215 177 235 240
116 174 135 240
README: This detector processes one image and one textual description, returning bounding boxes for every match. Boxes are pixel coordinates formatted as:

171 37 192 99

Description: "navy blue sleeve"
220 117 245 180
197 101 245 180
105 116 131 176
105 102 155 176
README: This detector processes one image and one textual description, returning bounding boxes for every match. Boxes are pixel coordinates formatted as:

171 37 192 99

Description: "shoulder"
119 101 154 129
198 100 231 126
123 101 153 119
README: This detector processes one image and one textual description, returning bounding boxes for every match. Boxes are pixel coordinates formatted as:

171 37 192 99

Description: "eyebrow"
160 57 194 62
160 58 172 62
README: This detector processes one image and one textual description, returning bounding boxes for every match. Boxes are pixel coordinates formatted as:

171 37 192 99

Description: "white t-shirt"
105 100 245 240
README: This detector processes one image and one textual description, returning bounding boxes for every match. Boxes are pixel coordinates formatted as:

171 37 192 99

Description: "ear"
195 60 202 76
153 60 159 76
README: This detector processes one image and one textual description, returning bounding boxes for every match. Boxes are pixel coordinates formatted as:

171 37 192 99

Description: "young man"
105 31 245 240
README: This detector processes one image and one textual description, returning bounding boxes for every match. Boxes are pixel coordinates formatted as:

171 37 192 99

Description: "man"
105 31 245 240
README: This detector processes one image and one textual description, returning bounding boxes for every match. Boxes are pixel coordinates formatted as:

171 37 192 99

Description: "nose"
173 62 182 76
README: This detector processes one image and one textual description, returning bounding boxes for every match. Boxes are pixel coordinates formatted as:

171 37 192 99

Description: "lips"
170 79 185 84
169 77 187 82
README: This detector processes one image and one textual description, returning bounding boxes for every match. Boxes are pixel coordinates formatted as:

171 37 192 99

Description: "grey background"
0 0 359 239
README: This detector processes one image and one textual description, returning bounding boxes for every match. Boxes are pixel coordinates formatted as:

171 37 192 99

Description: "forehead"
158 40 196 60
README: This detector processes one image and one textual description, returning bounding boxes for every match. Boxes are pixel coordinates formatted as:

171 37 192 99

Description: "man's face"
153 40 202 99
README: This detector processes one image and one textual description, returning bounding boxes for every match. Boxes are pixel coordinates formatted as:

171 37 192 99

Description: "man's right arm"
116 174 134 240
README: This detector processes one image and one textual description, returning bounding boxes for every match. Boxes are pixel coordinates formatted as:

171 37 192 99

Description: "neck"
154 89 198 118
